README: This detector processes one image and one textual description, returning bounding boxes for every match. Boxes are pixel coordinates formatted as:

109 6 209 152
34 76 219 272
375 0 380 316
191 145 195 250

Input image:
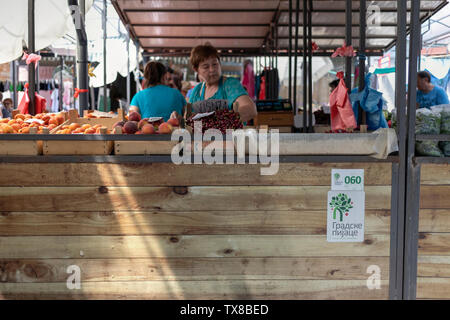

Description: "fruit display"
53 123 110 134
0 112 65 134
112 112 180 135
186 109 243 134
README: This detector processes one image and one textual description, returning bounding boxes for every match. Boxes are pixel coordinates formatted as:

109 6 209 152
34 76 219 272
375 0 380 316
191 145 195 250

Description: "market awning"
112 0 449 56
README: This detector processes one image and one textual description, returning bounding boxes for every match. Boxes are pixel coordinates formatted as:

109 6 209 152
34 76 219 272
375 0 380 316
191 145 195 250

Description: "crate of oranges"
0 111 68 155
42 109 125 155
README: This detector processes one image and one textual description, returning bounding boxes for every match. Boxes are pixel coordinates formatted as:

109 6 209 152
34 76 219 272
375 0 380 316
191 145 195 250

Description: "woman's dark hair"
329 79 340 90
418 71 431 83
143 61 167 88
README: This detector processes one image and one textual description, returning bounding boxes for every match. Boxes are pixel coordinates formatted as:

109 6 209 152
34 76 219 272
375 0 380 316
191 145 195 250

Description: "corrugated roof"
112 0 449 56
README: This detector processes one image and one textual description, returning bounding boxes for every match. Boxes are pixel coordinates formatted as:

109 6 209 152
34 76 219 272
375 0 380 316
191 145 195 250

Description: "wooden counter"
417 163 450 299
0 161 393 299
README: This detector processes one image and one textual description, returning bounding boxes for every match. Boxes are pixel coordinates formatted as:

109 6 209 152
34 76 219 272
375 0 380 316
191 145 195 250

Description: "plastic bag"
329 72 357 131
350 73 389 131
17 83 47 114
415 108 443 157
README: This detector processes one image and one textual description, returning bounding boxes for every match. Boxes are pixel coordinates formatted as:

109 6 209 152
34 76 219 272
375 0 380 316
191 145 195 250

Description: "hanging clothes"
51 88 59 113
258 74 266 100
242 61 256 100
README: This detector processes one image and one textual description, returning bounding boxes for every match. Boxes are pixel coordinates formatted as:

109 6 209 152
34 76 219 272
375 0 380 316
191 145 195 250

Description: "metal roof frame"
112 0 448 57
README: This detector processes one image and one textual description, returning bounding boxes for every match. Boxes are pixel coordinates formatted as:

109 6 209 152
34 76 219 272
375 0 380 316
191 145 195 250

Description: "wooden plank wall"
0 162 392 299
417 163 450 299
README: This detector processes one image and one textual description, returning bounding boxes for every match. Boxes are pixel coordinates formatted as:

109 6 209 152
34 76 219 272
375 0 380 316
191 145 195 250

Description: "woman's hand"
233 95 258 122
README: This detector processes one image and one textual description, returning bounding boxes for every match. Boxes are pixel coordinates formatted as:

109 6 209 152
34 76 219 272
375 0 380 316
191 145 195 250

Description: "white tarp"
0 0 93 64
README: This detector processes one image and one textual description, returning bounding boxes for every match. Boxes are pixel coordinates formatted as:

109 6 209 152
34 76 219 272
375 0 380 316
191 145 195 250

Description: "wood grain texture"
0 186 391 212
0 257 390 282
0 210 391 236
417 278 450 299
0 141 41 156
0 280 389 300
419 209 450 233
418 233 450 256
418 256 450 278
0 163 392 187
43 141 113 155
420 186 450 209
0 235 390 259
420 164 450 185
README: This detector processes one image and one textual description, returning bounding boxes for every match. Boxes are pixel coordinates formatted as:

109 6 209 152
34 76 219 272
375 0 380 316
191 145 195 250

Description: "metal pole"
294 0 299 120
345 0 352 90
302 0 307 132
59 56 63 112
103 0 107 112
389 0 407 301
11 60 17 108
288 0 292 105
358 0 367 126
404 0 421 300
28 0 35 115
69 0 89 113
275 20 278 71
308 0 313 132
126 25 131 107
135 41 140 93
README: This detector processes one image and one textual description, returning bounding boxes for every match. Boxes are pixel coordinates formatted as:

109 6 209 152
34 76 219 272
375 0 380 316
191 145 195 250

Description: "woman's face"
3 101 12 109
196 56 221 85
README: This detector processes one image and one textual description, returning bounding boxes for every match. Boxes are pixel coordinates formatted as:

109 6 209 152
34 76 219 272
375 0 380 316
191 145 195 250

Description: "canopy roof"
112 0 448 56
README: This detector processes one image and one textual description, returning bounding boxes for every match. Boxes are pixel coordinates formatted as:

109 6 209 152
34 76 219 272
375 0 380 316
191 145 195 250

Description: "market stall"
0 0 449 301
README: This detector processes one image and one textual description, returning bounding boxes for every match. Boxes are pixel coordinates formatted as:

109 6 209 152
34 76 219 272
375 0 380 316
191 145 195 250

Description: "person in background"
181 81 191 98
189 43 257 122
329 79 340 93
416 70 449 109
163 67 183 92
1 98 13 119
129 61 186 122
0 92 3 118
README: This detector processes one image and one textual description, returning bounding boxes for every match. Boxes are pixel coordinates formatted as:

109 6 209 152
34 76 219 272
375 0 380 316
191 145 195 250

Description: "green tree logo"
330 193 354 222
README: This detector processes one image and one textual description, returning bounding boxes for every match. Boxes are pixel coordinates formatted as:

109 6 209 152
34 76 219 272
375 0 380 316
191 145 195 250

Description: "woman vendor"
189 43 258 122
130 61 186 121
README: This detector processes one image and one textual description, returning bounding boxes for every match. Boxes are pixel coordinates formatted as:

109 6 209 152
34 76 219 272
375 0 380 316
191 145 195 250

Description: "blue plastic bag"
350 73 389 131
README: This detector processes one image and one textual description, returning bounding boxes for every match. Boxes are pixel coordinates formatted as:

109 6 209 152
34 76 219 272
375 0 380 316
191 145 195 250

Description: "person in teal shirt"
188 43 257 122
130 61 186 121
417 71 449 109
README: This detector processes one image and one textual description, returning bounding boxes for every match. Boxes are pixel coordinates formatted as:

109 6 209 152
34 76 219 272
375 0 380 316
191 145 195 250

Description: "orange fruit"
24 114 32 120
47 124 57 131
19 127 30 134
11 123 21 132
84 128 95 134
2 125 14 134
14 114 25 121
8 119 16 125
81 124 91 130
69 123 81 131
0 118 9 123
56 115 65 125
48 117 58 126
